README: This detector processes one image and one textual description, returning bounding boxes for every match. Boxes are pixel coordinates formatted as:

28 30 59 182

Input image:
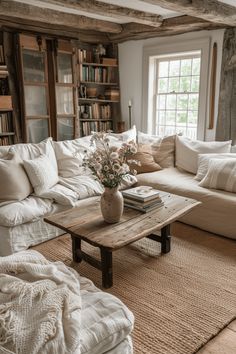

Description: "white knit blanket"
0 251 81 354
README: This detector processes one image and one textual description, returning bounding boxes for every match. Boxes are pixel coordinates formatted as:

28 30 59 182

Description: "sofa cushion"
24 154 59 196
9 137 58 171
138 132 176 168
195 153 236 181
0 196 53 227
79 276 134 354
199 158 236 193
128 144 162 174
136 167 236 239
108 125 136 146
0 152 33 206
176 135 232 174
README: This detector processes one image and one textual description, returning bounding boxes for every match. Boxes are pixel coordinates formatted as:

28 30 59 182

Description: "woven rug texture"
34 222 236 354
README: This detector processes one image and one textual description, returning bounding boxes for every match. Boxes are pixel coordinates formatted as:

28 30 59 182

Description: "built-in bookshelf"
78 44 120 136
0 40 14 145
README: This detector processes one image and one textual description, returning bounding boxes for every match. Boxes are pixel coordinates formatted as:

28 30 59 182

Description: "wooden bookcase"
0 38 15 146
77 43 120 136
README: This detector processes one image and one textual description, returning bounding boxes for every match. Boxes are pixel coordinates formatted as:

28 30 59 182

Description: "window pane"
57 53 73 83
157 95 166 109
57 118 74 140
159 61 169 77
166 111 175 125
177 94 188 110
181 59 192 76
166 94 176 109
188 111 198 125
157 110 165 124
192 58 201 75
187 127 197 139
27 119 49 143
23 49 45 83
168 78 179 93
177 111 188 125
25 86 47 116
169 60 180 77
56 87 74 114
191 76 200 92
189 94 199 110
158 78 168 93
180 77 191 92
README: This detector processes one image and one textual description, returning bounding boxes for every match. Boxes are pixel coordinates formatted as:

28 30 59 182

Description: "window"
155 52 201 139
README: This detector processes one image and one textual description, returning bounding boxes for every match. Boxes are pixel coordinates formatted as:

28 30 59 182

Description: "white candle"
128 99 132 107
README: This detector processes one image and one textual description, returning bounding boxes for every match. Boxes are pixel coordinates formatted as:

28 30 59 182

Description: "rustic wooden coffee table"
44 192 200 288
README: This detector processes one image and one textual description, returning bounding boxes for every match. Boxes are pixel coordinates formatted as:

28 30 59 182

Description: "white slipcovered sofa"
0 127 235 257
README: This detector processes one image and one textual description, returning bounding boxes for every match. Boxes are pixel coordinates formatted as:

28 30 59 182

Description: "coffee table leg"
100 248 113 288
161 225 171 253
71 236 82 263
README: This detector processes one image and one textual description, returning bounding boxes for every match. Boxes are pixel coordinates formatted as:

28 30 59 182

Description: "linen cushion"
108 125 136 144
0 152 33 206
175 135 232 174
138 131 176 168
199 158 236 193
23 154 59 196
53 137 94 178
9 137 58 171
231 145 236 153
128 144 162 174
195 153 236 181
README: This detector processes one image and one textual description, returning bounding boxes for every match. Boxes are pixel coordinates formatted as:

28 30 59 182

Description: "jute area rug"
34 222 236 354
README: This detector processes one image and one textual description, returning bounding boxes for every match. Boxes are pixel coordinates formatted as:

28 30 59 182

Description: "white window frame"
142 38 210 140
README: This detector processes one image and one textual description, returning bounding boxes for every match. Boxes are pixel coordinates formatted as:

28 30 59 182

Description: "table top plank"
45 192 201 250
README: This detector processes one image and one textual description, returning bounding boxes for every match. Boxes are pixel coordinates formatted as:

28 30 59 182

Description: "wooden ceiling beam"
39 0 163 27
142 0 236 26
109 15 226 43
0 0 122 33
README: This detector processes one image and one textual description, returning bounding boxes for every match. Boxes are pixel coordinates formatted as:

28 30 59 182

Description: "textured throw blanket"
0 251 81 354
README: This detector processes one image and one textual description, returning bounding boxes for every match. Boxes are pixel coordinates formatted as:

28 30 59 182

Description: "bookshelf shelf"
81 62 118 68
80 81 118 86
80 119 113 122
0 132 15 136
79 98 119 103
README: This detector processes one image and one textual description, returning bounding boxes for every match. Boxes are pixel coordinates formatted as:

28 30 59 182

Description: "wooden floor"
198 320 236 354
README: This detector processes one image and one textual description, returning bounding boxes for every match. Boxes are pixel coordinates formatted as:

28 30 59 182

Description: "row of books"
78 48 93 63
81 121 112 136
122 186 164 213
0 135 14 145
0 65 8 78
79 103 111 119
0 112 13 133
80 65 116 83
0 46 4 65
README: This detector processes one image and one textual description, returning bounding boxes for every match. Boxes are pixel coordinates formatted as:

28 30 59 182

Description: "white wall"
118 29 224 141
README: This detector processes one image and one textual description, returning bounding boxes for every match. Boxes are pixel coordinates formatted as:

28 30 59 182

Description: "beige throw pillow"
0 152 33 206
138 132 176 168
195 153 236 181
23 154 59 196
199 158 236 193
128 144 162 174
176 136 232 174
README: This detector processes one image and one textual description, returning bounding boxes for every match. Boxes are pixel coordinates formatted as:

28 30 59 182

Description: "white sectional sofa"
0 128 235 257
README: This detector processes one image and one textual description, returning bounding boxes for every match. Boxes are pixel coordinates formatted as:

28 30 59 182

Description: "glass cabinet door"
55 43 77 141
20 35 50 143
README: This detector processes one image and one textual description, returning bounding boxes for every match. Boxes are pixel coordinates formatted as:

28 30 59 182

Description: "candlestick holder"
128 103 132 129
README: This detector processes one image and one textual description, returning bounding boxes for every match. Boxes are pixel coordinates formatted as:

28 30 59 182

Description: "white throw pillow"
231 145 236 153
108 126 137 147
199 158 236 193
175 136 232 174
138 131 176 168
9 138 58 171
195 153 236 181
53 137 94 178
23 155 59 196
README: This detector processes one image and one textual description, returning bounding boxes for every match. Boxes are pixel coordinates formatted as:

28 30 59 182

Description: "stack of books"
122 186 164 213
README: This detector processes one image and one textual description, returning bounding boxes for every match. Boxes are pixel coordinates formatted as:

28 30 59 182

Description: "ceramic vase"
100 187 124 223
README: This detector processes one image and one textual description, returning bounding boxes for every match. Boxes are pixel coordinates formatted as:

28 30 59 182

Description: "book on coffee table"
122 186 161 202
124 200 164 213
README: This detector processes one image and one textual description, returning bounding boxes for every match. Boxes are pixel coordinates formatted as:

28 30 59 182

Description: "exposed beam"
142 0 236 26
109 15 225 43
0 0 122 33
0 17 109 43
39 0 163 27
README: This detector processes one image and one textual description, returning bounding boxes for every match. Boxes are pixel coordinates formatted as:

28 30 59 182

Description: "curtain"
216 28 236 144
